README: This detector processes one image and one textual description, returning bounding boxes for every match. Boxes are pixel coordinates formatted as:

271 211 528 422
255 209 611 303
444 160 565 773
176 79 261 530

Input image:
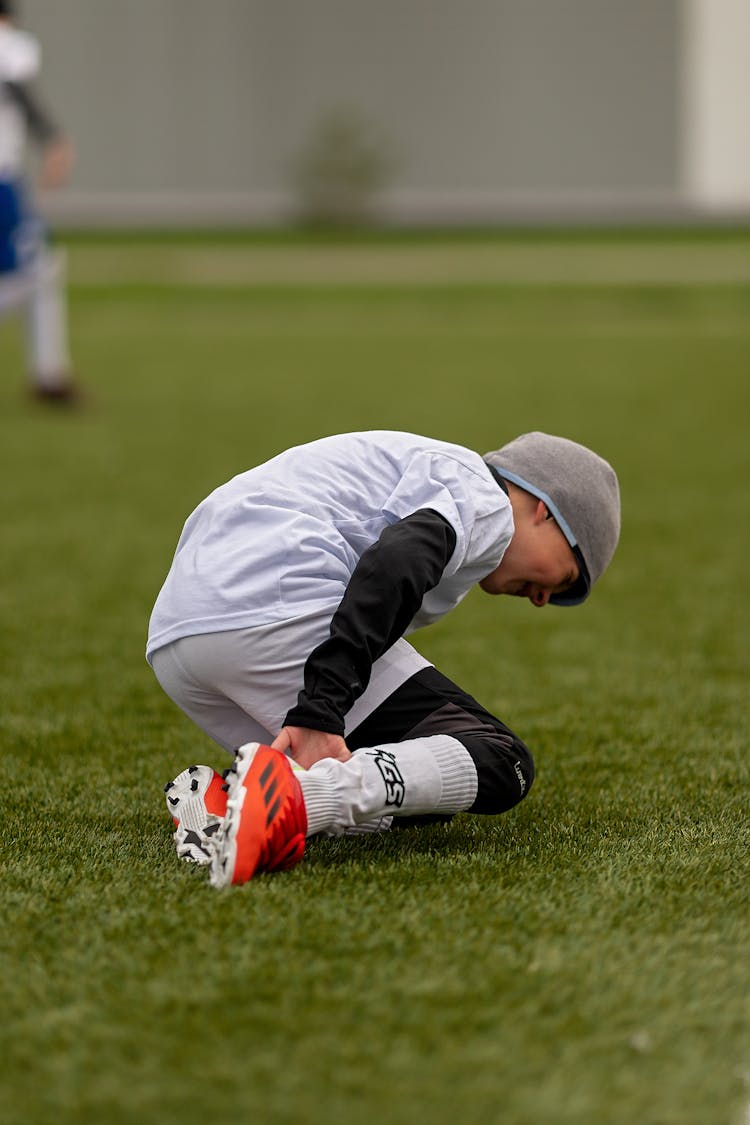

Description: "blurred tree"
292 106 394 226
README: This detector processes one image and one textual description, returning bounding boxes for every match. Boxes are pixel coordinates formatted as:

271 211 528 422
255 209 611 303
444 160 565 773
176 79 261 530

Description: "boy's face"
479 495 580 607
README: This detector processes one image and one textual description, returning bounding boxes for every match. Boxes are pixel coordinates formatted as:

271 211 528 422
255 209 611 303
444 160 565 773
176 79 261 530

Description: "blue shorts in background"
0 178 45 274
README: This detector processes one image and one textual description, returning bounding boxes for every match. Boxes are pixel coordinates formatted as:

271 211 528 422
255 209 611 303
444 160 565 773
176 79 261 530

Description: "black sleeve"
283 508 457 735
3 81 60 145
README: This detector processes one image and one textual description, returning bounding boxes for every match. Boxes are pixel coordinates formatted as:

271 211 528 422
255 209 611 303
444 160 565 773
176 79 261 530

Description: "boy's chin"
480 575 530 597
479 575 508 595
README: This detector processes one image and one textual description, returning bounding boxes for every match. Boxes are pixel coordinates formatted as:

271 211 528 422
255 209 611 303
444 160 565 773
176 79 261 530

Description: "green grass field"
1 231 748 1125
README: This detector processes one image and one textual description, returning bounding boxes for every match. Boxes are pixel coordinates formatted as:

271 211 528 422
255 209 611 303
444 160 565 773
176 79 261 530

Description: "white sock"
298 734 478 837
26 249 71 386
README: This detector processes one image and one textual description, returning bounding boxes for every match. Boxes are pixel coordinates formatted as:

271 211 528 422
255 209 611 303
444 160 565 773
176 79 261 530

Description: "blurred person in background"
0 0 77 403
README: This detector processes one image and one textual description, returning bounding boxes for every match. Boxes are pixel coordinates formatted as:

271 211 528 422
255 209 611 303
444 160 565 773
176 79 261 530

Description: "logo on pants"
514 760 527 795
367 749 405 808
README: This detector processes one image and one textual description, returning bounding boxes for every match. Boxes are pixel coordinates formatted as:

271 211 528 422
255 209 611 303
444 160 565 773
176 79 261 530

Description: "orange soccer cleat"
209 743 307 887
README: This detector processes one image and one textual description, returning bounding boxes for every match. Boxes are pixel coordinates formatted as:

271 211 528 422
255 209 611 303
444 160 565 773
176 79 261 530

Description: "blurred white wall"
681 0 750 211
15 0 748 226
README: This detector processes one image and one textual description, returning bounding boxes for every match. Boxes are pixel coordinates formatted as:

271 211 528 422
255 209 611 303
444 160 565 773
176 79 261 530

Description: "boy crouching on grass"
147 430 620 886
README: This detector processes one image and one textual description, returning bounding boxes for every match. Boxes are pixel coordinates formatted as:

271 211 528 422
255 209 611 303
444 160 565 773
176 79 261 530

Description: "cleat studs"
188 765 198 773
168 795 180 807
190 778 199 792
221 783 229 792
164 781 175 792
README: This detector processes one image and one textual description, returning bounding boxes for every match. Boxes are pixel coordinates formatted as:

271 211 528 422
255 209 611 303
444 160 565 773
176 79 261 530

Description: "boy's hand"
271 726 351 769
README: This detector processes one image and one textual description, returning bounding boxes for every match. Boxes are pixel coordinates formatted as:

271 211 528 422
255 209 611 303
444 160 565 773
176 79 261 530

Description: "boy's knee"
458 727 535 815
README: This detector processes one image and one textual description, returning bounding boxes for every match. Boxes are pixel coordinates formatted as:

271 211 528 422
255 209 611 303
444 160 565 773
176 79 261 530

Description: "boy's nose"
530 588 550 607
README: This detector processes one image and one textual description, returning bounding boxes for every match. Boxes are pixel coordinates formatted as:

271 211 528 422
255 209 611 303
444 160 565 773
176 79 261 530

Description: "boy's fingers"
270 727 291 752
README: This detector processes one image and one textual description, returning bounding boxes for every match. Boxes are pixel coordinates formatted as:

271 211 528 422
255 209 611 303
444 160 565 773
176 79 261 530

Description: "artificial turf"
1 232 748 1125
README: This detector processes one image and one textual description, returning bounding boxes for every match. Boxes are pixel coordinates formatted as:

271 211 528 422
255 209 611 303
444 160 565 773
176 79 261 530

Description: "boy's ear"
532 499 548 525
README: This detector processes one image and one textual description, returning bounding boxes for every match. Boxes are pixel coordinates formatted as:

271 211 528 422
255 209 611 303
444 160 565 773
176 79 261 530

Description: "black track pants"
347 666 534 818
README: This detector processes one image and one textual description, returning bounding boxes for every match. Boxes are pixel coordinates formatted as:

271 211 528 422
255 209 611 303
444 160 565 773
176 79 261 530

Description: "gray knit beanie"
484 432 620 605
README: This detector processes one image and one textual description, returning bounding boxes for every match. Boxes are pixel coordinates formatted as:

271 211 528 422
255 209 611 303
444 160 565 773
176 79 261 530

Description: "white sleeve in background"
0 27 42 171
0 26 41 83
